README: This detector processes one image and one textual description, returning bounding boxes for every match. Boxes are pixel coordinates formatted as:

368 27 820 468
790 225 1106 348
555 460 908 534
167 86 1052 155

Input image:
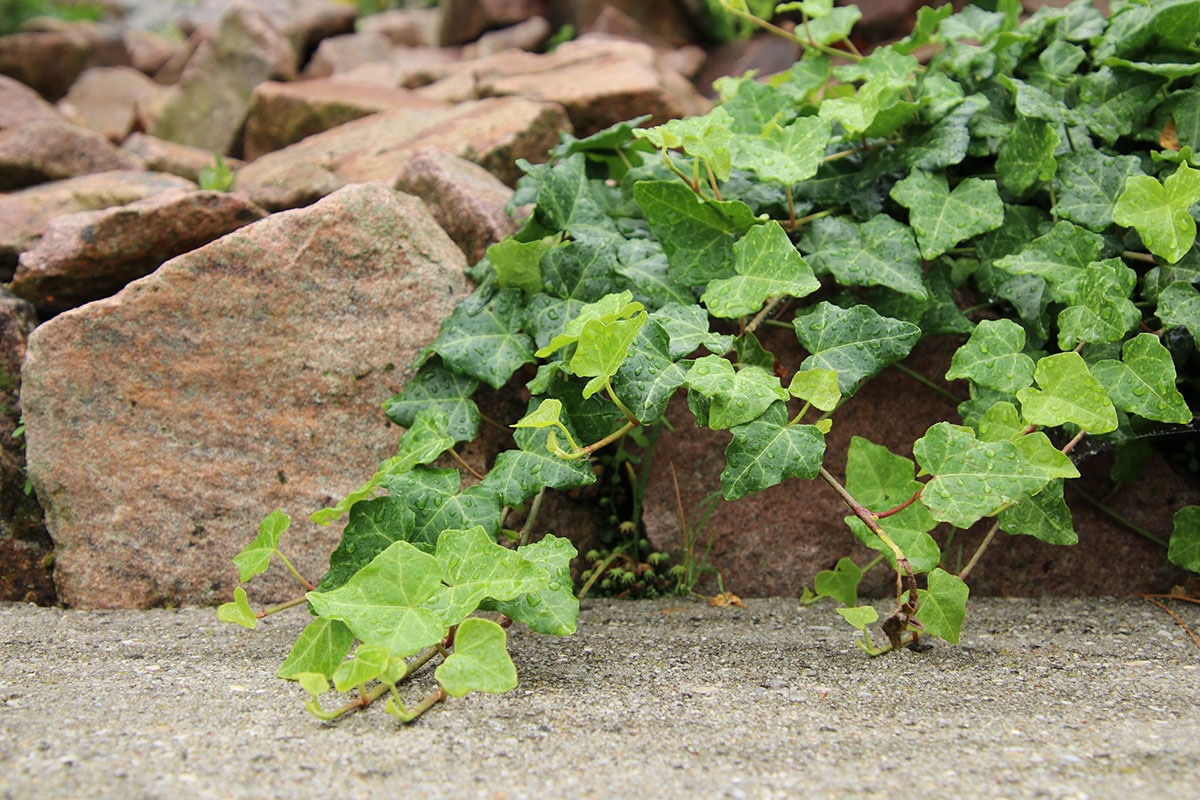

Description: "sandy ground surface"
1 596 1198 799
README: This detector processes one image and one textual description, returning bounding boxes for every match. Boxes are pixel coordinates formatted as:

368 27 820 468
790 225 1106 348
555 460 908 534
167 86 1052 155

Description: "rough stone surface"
121 28 186 77
161 0 357 60
420 37 709 135
462 16 551 58
56 66 169 144
11 190 267 315
120 134 245 183
0 171 198 279
437 0 551 46
331 45 463 89
642 336 1198 598
242 79 444 161
0 75 62 132
233 96 570 210
357 7 441 47
150 5 298 155
0 290 50 604
396 147 521 266
0 31 90 101
0 119 143 192
298 30 397 79
21 182 469 609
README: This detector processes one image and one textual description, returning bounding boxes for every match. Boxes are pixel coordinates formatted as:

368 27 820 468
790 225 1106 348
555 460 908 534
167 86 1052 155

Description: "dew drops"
527 594 542 607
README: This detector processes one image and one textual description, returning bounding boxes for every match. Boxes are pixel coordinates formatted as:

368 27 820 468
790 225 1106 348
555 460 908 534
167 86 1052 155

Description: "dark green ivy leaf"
793 301 922 394
634 180 758 286
431 288 536 389
720 402 825 500
383 359 481 444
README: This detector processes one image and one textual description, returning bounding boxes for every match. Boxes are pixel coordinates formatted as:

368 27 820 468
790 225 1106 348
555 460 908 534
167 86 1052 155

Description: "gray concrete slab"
1 597 1198 799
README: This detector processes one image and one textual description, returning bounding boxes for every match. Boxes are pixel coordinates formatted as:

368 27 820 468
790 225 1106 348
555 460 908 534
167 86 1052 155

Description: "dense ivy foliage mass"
225 0 1200 721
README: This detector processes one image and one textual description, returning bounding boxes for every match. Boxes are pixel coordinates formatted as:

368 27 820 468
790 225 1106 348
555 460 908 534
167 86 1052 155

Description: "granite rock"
21 182 469 608
0 119 143 191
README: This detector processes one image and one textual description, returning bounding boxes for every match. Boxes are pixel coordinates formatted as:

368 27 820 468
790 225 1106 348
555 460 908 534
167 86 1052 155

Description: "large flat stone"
21 182 469 608
233 96 570 210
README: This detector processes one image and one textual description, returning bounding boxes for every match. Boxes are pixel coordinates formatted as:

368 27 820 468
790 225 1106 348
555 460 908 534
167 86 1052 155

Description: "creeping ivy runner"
224 0 1200 722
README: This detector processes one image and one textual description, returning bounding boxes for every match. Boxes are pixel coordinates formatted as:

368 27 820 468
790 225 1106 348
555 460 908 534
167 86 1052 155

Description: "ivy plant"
224 0 1200 722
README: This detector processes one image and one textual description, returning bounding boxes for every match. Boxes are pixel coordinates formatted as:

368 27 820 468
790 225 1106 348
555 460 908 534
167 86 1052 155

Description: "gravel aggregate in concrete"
1 597 1198 799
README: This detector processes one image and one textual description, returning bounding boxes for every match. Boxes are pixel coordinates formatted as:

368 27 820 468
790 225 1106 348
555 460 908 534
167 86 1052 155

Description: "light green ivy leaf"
720 402 826 500
945 318 1035 394
1090 333 1192 424
1016 352 1118 434
1113 161 1200 264
702 221 820 318
915 568 969 644
686 356 789 430
276 617 356 680
998 480 1077 545
435 617 518 696
232 509 290 582
890 172 1004 259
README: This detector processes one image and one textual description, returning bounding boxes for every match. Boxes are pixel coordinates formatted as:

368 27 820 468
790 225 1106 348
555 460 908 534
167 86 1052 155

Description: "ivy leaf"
276 617 355 680
232 509 291 582
431 288 536 389
615 239 693 308
517 153 621 239
427 526 549 628
311 407 454 526
803 5 861 45
316 496 415 593
1077 67 1164 145
481 426 596 507
890 172 1004 259
993 220 1105 297
570 312 647 398
945 318 1035 394
1056 258 1141 348
1113 161 1200 264
1090 333 1193 424
998 480 1077 545
1015 352 1118 434
787 368 841 411
719 74 798 134
482 535 579 636
612 319 688 424
842 436 940 571
731 116 832 185
650 303 734 359
915 568 969 645
702 221 820 318
914 422 1053 527
542 238 622 304
487 237 550 295
995 117 1058 196
435 617 518 697
407 484 503 552
811 557 862 607
306 541 446 658
383 359 480 444
217 586 257 629
687 356 789 430
332 643 394 693
793 302 922 394
720 402 826 500
634 107 735 181
536 291 643 358
799 215 927 299
1169 506 1200 573
902 94 986 172
634 180 758 286
1053 148 1143 232
1157 280 1200 345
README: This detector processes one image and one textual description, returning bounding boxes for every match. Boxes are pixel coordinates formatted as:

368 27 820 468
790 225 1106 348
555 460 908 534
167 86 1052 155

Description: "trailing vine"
222 0 1200 722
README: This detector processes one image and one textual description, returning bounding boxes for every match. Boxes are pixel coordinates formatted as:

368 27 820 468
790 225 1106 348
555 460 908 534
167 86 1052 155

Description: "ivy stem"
890 362 963 404
704 159 723 201
519 487 546 548
1060 429 1087 456
257 596 308 618
785 184 797 230
719 0 863 62
1123 250 1157 265
817 466 910 600
875 488 923 519
793 208 835 228
663 151 701 195
746 295 786 336
1069 484 1167 547
448 447 485 481
275 551 315 591
577 420 638 458
958 519 1001 582
387 687 447 724
605 381 640 426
